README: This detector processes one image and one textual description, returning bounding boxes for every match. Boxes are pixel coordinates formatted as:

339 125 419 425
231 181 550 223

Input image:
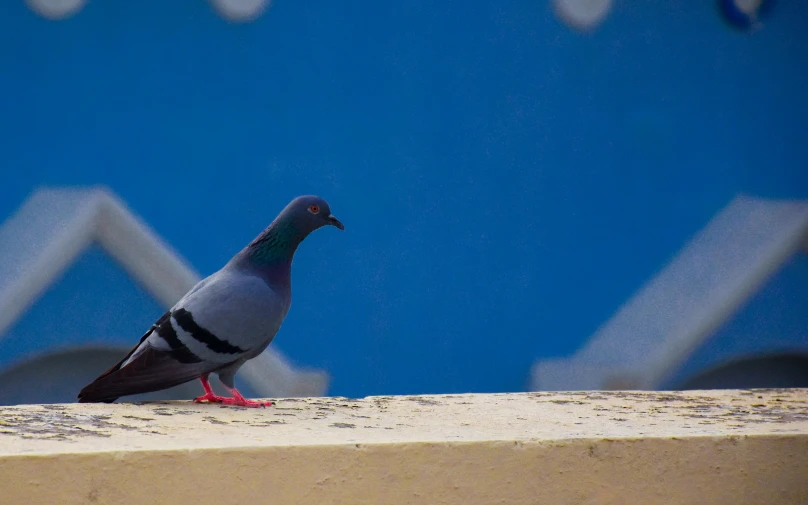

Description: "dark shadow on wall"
676 351 808 390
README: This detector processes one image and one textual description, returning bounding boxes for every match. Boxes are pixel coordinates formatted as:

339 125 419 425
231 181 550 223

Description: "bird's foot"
219 397 274 408
193 392 227 404
193 376 274 408
221 387 275 408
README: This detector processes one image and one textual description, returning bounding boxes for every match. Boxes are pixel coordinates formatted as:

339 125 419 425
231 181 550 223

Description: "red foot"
193 391 227 404
219 396 274 408
193 375 274 408
223 386 274 408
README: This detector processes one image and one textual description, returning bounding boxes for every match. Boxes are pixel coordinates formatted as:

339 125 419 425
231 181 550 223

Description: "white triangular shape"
531 194 808 391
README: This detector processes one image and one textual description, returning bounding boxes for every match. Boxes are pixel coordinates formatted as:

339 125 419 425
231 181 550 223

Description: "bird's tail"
78 347 213 403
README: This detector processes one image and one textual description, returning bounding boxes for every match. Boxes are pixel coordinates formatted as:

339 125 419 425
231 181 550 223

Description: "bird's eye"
308 204 320 214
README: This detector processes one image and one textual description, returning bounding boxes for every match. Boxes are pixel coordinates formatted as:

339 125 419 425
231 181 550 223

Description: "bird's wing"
77 312 221 403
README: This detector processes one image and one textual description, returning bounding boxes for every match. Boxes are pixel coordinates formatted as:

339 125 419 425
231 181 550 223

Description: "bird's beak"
328 214 345 230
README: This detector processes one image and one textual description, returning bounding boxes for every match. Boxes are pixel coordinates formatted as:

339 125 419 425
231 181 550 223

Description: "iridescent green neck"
246 218 304 265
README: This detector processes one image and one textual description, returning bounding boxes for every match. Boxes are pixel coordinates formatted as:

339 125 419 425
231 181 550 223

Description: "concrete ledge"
1 390 807 504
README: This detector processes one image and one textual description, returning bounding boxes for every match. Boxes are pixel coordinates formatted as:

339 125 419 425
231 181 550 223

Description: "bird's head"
284 195 344 233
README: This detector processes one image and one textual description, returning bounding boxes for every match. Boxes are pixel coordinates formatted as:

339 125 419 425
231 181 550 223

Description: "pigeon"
78 195 344 408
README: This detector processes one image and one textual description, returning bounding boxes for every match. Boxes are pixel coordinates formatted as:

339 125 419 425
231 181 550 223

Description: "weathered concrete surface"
0 389 806 504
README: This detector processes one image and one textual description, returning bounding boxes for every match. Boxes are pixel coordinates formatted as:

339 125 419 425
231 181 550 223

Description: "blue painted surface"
0 1 806 397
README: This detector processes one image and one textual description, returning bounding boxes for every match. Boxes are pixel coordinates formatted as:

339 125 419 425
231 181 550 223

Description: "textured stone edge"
1 426 806 504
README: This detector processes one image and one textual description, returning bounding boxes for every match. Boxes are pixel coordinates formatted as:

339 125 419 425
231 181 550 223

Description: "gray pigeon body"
78 195 343 407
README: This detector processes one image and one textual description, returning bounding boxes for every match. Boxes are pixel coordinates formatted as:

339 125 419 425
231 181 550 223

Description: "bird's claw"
193 393 225 404
194 376 274 408
193 393 273 408
220 398 274 408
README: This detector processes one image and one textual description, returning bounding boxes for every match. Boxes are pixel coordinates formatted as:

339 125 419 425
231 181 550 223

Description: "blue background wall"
1 1 806 398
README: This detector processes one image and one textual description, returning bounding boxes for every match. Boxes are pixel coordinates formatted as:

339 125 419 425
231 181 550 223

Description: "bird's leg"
219 386 274 408
193 374 228 404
